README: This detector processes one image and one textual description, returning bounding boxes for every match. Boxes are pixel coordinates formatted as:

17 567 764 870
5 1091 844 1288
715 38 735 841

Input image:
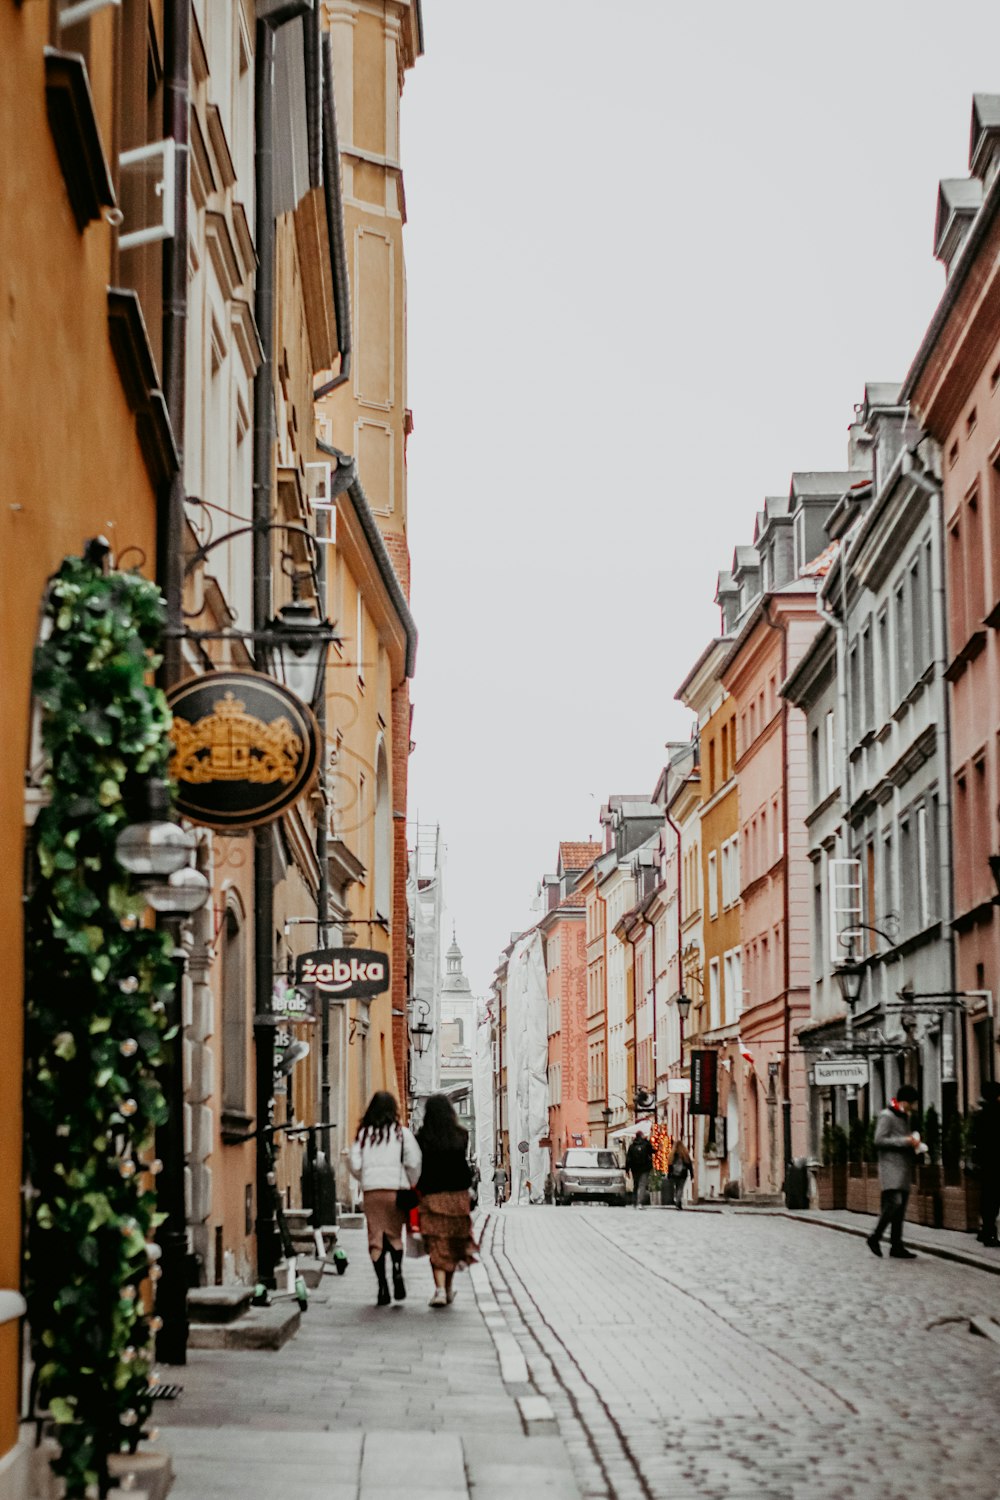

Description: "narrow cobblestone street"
481 1206 1000 1500
155 1207 1000 1499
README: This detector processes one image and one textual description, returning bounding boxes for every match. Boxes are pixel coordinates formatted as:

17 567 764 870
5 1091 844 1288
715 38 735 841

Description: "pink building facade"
904 97 1000 1095
542 903 589 1159
722 588 822 1194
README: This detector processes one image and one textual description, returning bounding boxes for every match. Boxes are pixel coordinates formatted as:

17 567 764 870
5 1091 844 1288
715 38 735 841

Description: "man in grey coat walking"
867 1083 923 1259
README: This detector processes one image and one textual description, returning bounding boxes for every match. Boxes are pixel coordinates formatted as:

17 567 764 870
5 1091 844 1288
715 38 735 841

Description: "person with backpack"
349 1091 421 1306
625 1131 655 1208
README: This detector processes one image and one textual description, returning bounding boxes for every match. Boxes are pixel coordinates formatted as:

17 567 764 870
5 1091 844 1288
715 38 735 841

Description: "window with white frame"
707 851 719 918
709 958 721 1031
824 710 836 794
724 947 743 1023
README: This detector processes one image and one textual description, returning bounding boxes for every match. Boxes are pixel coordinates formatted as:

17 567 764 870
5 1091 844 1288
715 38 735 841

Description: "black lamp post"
601 1105 613 1146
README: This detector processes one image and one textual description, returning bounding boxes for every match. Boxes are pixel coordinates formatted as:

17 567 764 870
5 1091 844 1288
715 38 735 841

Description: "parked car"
553 1148 627 1206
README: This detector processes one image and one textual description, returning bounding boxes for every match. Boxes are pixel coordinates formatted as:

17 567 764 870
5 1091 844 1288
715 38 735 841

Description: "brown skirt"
419 1189 478 1274
363 1188 406 1257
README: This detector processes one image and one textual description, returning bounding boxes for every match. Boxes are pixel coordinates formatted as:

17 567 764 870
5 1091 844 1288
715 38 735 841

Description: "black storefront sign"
689 1049 718 1116
167 669 320 830
295 948 390 1001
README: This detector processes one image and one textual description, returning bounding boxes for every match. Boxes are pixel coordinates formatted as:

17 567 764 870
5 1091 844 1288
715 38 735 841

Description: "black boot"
373 1253 391 1306
389 1245 406 1302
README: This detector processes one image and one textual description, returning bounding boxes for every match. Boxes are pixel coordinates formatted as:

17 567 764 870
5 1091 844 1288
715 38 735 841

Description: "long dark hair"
356 1090 400 1145
417 1093 467 1154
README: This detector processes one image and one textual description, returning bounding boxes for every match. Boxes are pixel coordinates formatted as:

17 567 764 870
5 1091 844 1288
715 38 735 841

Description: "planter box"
941 1176 980 1232
866 1165 882 1214
816 1164 847 1210
846 1165 867 1214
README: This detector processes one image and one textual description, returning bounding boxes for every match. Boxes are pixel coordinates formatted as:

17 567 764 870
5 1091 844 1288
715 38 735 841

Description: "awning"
608 1122 651 1139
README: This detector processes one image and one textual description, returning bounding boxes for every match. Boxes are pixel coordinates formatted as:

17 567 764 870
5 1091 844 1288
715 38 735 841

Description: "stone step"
186 1284 254 1324
188 1302 301 1351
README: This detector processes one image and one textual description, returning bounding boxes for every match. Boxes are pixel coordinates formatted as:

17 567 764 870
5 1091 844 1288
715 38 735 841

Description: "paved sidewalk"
154 1223 581 1500
644 1199 1000 1275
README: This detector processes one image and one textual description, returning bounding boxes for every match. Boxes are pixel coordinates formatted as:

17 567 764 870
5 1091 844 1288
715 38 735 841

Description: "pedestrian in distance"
492 1162 508 1207
971 1079 1000 1247
866 1083 925 1260
349 1091 421 1307
417 1093 478 1307
668 1138 693 1210
625 1130 655 1209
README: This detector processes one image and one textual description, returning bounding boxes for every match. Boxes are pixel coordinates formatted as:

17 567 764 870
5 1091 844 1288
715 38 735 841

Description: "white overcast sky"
399 1 1000 1001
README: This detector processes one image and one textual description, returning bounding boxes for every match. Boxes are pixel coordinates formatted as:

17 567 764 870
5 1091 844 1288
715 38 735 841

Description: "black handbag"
395 1130 420 1213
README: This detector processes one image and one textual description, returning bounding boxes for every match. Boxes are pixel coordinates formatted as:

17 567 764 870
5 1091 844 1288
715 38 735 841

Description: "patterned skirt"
418 1189 478 1274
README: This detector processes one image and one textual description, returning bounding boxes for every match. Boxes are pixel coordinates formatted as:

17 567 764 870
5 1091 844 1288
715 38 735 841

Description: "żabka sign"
295 948 390 1000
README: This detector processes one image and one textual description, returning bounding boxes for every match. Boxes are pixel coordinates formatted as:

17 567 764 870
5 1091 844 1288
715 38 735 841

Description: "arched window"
222 902 247 1115
374 739 391 921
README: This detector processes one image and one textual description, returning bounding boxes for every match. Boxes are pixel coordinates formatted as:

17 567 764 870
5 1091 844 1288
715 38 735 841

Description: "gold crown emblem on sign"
170 692 303 785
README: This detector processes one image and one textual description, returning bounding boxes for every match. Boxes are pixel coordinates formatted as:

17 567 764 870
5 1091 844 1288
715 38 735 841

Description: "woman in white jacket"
349 1092 422 1306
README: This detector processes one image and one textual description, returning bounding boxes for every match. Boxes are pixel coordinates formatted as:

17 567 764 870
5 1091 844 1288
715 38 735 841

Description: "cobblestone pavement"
155 1222 580 1499
480 1205 1000 1500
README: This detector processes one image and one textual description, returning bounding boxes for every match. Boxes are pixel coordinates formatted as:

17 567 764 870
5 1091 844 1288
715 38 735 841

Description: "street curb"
777 1209 1000 1276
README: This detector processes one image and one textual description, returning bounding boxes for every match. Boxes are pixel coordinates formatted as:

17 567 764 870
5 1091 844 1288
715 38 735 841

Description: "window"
222 905 247 1115
916 802 934 928
990 459 1000 616
894 581 911 696
729 948 743 1021
948 518 965 655
966 491 986 633
848 640 861 742
955 771 971 913
709 958 721 1031
356 589 364 684
373 741 391 919
877 610 890 718
708 738 717 794
824 710 836 794
861 621 874 733
707 851 718 918
760 807 768 869
721 722 729 780
909 549 929 678
900 815 915 939
810 728 820 803
813 869 824 978
882 830 895 929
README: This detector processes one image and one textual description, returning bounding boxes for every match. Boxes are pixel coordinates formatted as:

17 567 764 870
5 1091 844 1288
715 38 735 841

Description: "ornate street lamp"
835 959 864 1010
268 597 330 712
410 998 434 1058
601 1104 613 1146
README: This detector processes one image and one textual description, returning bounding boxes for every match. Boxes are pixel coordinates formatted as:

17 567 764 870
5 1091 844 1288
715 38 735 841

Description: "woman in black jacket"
416 1094 478 1308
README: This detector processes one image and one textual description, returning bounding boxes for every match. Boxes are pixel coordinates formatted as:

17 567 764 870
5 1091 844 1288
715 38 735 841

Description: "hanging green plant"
25 554 178 1499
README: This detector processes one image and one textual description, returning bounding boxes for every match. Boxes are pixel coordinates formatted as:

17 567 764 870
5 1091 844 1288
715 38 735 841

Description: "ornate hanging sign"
295 948 390 1000
167 669 320 830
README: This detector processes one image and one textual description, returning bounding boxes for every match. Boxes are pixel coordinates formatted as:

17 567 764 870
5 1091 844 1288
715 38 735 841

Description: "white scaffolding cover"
505 929 549 1204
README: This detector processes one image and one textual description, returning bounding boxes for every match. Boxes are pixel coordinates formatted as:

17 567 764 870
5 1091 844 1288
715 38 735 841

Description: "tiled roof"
559 841 602 872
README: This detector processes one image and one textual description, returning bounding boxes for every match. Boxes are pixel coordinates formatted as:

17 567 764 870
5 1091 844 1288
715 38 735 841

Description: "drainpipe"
642 905 659 1119
252 0 314 1291
595 884 609 1124
155 0 191 1370
902 442 960 1107
664 804 684 1142
763 599 793 1184
312 34 352 400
